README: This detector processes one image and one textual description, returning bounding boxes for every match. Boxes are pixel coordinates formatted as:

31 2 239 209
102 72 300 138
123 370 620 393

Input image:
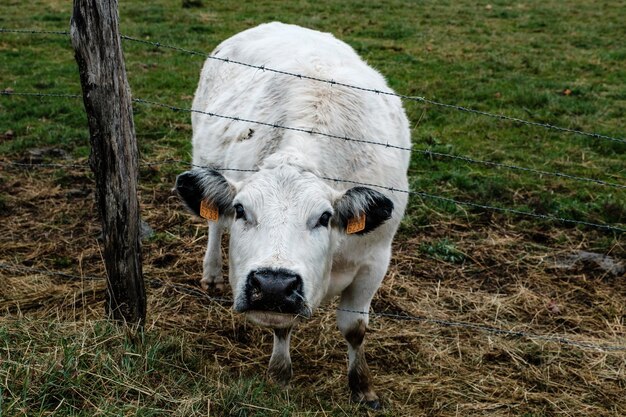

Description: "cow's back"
191 22 410 195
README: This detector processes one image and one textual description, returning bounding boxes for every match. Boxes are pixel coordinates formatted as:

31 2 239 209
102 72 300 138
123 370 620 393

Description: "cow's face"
176 166 393 328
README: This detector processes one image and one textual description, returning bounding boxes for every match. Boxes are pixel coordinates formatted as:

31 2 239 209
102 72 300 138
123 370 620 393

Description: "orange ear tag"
346 213 366 234
199 199 219 222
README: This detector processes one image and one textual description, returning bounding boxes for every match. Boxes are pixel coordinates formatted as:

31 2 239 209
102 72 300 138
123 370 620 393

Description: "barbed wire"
0 91 81 99
0 28 69 36
3 90 623 189
1 261 624 352
0 262 232 304
0 262 101 281
1 156 624 233
0 159 257 173
415 149 625 189
319 175 626 233
2 29 625 360
335 307 626 352
133 97 626 189
0 161 88 169
1 27 624 145
119 35 626 145
2 92 625 232
131 97 415 151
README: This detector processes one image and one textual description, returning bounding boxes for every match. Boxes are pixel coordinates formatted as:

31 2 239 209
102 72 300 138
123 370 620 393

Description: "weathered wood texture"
71 0 146 324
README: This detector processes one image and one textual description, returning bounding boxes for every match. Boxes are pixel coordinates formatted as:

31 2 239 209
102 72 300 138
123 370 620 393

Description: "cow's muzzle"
237 268 308 319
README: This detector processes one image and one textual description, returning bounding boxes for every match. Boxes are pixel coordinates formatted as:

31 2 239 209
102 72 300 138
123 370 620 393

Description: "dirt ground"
1 160 625 416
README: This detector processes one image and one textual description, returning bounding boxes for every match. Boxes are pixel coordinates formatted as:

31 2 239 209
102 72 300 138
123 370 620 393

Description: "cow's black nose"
251 270 301 298
246 268 304 313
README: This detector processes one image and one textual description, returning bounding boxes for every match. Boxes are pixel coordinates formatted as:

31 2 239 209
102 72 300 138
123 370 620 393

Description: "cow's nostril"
250 272 262 289
285 278 300 294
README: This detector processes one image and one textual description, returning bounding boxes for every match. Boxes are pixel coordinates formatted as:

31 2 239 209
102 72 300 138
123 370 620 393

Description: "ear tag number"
200 200 219 222
346 213 366 234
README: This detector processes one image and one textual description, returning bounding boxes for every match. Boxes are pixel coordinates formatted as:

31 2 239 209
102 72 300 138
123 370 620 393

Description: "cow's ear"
175 168 236 218
334 187 394 235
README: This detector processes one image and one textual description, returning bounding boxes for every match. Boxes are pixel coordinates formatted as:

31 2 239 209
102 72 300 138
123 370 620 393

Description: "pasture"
1 0 625 416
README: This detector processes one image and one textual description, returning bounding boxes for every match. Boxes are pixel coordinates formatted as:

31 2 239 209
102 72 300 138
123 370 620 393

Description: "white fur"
189 22 410 399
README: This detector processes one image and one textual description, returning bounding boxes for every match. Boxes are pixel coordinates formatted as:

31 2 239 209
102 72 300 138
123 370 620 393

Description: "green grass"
419 239 466 264
1 0 625 415
0 319 314 416
1 316 407 416
4 0 623 238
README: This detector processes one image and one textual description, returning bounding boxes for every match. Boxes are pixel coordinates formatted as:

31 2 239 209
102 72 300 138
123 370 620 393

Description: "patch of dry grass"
1 162 625 416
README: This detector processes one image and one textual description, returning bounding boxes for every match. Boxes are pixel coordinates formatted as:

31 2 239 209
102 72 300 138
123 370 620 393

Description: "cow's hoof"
268 375 291 389
267 369 292 388
268 359 292 388
364 399 381 410
200 274 225 291
351 393 381 410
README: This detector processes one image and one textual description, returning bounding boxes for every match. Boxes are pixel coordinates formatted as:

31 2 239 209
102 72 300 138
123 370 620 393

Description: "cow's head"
175 165 393 328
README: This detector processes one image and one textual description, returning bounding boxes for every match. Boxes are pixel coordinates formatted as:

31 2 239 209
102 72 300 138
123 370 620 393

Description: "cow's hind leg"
201 221 224 290
268 327 293 386
337 256 390 410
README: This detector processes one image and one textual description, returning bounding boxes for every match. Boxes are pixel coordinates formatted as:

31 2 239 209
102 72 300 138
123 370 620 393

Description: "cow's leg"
336 253 390 410
200 221 224 290
268 327 293 386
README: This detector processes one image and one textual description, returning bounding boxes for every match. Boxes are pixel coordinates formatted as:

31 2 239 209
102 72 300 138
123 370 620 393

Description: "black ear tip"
379 193 393 212
337 187 394 235
370 191 394 222
174 171 195 194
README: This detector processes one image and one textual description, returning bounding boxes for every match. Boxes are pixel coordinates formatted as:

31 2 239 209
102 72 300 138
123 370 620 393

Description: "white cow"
176 22 410 408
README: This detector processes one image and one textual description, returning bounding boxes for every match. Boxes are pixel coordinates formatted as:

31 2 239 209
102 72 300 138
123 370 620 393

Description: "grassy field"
1 0 625 416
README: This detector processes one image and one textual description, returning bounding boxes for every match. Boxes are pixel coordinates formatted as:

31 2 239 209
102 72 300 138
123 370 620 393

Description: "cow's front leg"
201 221 224 290
267 327 293 387
337 260 389 410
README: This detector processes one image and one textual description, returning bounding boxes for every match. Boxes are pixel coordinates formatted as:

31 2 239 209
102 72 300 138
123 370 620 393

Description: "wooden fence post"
70 0 146 325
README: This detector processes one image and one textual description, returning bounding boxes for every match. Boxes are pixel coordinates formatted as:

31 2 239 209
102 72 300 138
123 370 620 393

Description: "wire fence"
1 154 624 234
0 262 233 304
3 90 624 190
1 27 626 355
1 262 624 353
1 90 624 233
1 27 625 146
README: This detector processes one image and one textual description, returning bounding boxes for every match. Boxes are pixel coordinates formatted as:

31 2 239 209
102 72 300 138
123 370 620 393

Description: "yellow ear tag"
199 199 219 222
346 213 366 234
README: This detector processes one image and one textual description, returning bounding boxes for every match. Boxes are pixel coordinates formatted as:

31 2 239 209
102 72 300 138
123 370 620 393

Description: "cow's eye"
315 211 332 228
234 203 246 220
